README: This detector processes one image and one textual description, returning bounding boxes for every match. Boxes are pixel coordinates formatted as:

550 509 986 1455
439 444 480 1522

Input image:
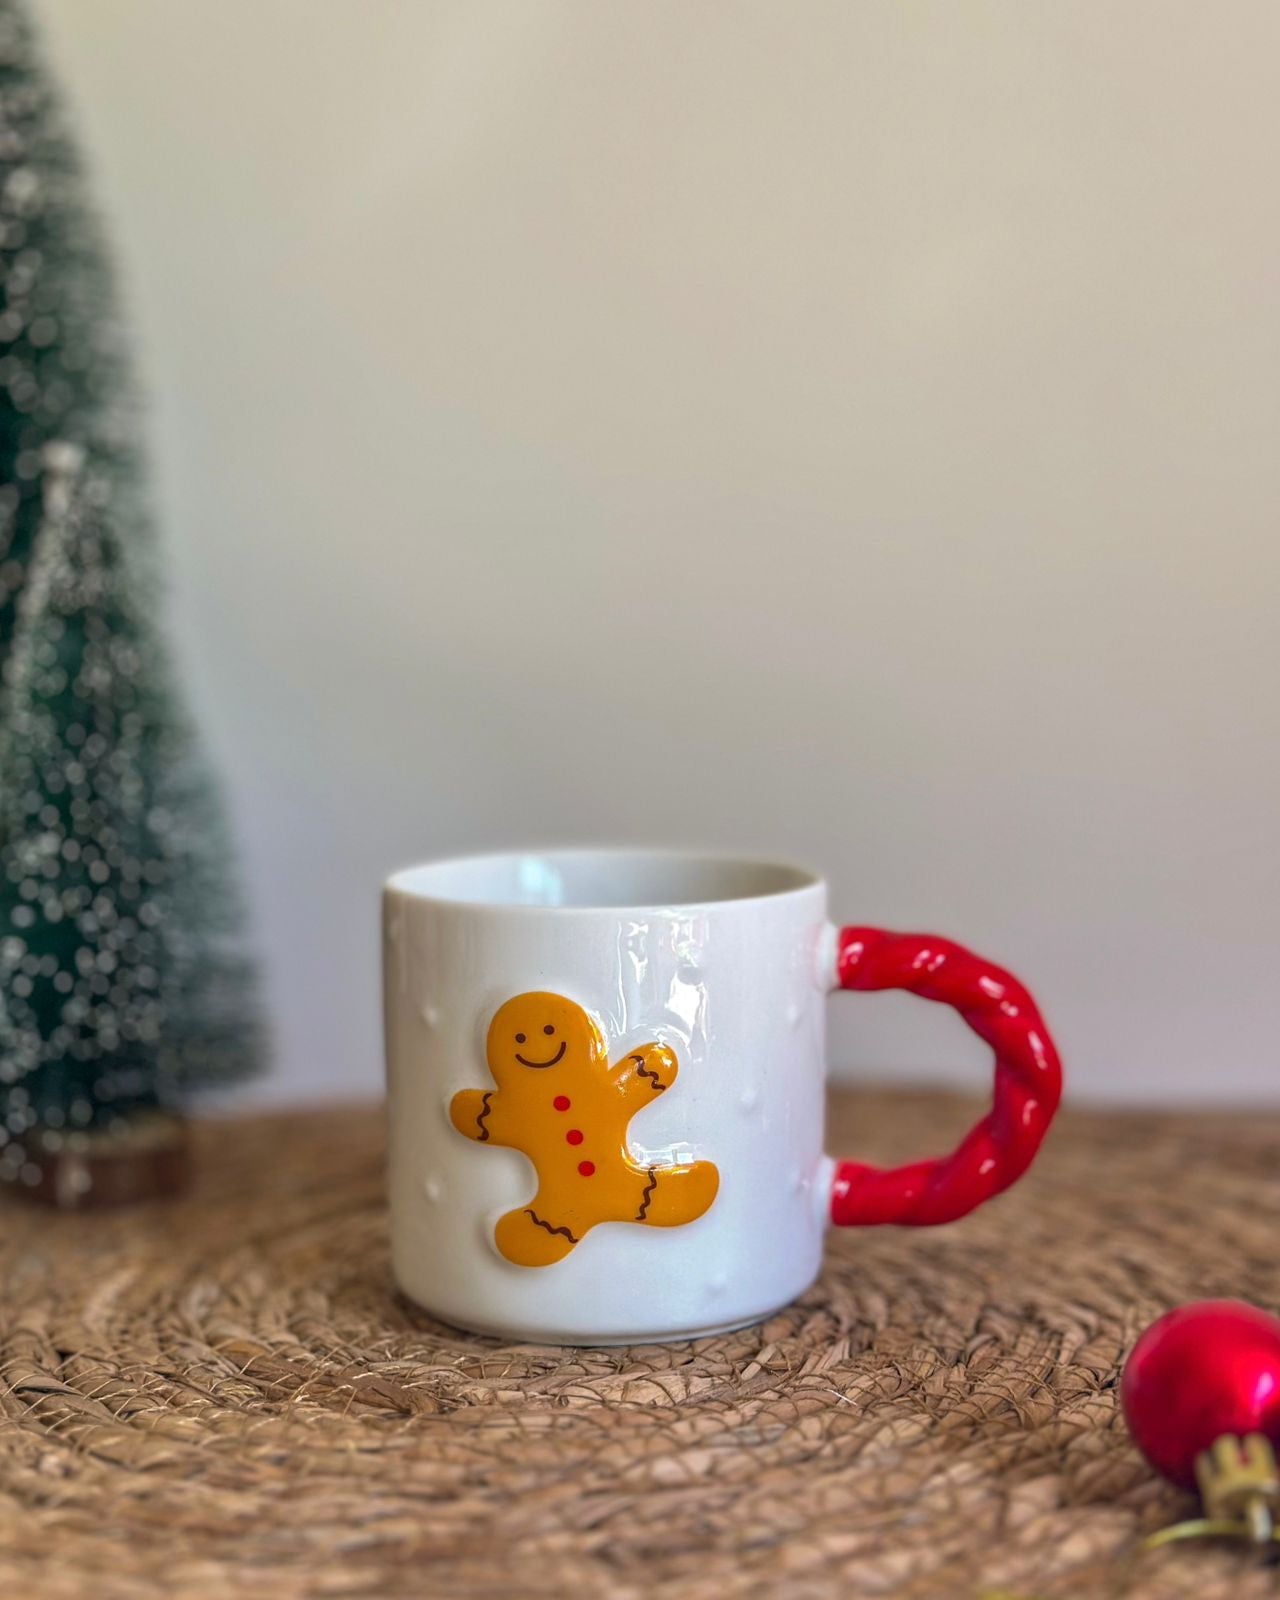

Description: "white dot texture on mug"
423 1176 442 1202
738 1085 759 1112
707 1272 728 1297
420 1001 440 1028
785 1000 802 1028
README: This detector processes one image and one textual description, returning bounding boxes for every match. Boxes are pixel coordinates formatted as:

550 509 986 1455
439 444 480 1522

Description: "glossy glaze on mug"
383 848 1062 1346
384 851 831 1343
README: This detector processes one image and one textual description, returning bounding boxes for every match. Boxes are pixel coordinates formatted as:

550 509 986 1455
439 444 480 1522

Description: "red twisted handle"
829 926 1062 1227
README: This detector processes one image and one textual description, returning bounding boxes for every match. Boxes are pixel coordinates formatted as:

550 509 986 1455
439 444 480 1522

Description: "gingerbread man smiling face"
450 992 719 1267
486 992 592 1083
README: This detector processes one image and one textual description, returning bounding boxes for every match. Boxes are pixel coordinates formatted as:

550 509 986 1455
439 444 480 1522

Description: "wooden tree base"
2 1112 189 1209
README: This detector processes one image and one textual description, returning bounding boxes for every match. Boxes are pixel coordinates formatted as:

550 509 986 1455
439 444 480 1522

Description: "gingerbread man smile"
513 1029 566 1068
449 992 720 1267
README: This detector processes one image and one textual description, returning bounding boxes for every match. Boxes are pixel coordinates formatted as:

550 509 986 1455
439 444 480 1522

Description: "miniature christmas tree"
0 0 262 1202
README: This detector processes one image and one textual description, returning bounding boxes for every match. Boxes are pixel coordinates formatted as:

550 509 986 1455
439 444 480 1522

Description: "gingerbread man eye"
515 1032 526 1044
543 1024 555 1036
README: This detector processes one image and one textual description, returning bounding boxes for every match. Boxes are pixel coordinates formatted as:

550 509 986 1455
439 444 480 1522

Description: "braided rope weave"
830 926 1063 1226
5 1097 1279 1598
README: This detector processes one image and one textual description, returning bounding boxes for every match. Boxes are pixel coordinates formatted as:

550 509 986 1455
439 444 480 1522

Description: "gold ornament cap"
1195 1433 1280 1544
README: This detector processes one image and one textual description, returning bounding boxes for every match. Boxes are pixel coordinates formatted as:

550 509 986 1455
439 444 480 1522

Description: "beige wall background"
36 1 1280 1105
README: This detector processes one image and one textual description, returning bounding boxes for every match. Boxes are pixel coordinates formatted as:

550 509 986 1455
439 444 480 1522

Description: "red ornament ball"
1121 1300 1280 1489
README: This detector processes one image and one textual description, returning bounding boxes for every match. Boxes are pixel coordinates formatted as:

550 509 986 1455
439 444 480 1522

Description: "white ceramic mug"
383 849 1061 1345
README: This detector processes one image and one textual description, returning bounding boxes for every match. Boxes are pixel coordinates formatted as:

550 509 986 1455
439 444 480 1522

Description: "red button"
553 1095 571 1112
578 1161 595 1177
566 1129 584 1146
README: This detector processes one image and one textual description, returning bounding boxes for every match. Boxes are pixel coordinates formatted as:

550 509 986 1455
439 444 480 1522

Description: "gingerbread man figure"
449 992 719 1267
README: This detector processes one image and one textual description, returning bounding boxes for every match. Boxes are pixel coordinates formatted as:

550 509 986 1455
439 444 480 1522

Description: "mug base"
401 1296 794 1348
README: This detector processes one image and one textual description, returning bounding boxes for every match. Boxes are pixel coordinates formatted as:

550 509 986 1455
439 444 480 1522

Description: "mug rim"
384 847 824 914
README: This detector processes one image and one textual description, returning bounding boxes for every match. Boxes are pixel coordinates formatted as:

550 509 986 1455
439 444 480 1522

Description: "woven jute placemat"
1 1089 1278 1600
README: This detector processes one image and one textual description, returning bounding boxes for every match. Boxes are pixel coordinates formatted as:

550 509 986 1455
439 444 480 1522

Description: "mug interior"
386 849 818 911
